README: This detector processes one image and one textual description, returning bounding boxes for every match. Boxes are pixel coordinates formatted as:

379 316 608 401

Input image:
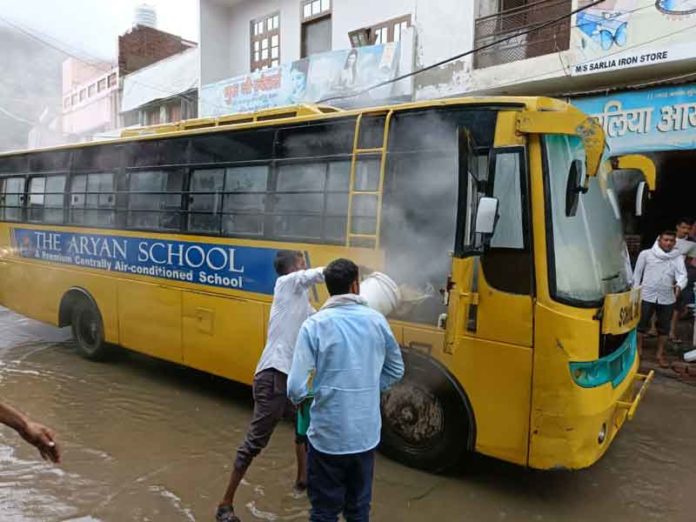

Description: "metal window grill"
474 0 572 69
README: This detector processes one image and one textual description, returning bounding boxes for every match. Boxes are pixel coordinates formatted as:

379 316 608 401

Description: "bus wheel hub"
382 384 444 445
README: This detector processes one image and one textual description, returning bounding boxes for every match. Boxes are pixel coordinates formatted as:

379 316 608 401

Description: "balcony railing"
474 0 573 69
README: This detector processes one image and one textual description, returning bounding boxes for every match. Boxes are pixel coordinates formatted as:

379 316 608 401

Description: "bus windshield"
545 134 632 305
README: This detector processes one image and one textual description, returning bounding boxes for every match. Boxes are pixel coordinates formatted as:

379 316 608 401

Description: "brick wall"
118 25 196 76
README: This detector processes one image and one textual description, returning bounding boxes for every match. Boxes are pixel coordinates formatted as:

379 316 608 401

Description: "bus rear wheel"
71 299 109 361
380 355 471 473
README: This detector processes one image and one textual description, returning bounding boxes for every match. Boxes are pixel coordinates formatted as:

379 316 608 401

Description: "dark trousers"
637 300 673 335
307 443 375 522
234 369 305 471
683 266 696 309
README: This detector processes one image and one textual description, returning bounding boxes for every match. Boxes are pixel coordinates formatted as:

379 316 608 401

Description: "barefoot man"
634 231 687 368
216 250 324 522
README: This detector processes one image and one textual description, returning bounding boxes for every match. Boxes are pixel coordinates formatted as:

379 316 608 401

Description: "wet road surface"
1 305 695 521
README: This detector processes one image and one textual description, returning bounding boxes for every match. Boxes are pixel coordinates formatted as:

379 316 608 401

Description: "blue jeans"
307 443 375 522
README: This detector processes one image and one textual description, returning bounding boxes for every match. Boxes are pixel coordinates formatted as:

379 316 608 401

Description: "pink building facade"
61 58 120 140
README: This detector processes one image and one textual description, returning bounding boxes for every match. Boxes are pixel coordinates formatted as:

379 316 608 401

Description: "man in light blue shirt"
288 258 404 522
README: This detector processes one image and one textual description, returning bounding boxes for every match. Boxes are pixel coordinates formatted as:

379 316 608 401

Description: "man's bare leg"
294 441 307 490
657 335 669 367
670 309 681 342
637 332 644 358
220 465 247 510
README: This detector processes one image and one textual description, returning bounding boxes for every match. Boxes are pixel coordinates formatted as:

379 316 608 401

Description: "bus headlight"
598 422 607 444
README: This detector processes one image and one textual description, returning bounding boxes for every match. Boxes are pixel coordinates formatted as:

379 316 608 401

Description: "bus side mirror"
565 159 587 217
635 180 648 216
475 197 499 235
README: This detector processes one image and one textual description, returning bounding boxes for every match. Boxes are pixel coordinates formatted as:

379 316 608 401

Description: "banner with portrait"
200 43 400 117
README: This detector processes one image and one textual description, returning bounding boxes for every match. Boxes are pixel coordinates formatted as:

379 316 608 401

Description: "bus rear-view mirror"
635 180 648 217
565 159 587 217
475 197 499 235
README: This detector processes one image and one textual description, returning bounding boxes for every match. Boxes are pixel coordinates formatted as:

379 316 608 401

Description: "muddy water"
1 306 695 521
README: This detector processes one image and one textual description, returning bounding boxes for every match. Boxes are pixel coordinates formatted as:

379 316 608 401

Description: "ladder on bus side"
346 110 393 249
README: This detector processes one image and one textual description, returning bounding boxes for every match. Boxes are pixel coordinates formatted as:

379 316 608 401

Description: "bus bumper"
528 361 653 470
616 370 654 421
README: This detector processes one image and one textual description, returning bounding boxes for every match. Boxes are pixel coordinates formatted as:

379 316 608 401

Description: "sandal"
658 357 670 369
670 337 684 345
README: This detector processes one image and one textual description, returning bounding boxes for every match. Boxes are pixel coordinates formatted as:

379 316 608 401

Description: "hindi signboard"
572 83 696 155
200 43 400 117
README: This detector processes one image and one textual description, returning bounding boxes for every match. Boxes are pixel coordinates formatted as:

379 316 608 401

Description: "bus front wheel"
380 353 472 473
71 299 109 361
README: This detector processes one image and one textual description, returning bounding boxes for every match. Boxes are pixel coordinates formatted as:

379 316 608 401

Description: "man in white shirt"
634 231 688 367
217 250 324 522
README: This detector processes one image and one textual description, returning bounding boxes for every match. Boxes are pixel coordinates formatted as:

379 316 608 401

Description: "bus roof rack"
119 104 343 138
120 123 180 138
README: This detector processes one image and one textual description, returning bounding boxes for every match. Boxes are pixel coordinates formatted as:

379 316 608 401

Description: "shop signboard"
200 43 400 117
572 0 696 77
572 83 696 155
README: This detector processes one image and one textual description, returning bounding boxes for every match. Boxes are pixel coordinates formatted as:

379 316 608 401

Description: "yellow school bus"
0 98 652 471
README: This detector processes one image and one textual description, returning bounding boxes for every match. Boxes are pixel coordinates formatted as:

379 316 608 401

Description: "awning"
121 47 198 113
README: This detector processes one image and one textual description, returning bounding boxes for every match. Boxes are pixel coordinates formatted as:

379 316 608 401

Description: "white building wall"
200 0 696 107
199 0 474 100
200 0 233 84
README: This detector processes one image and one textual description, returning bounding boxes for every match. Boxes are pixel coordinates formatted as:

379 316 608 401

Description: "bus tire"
380 351 473 473
70 298 110 361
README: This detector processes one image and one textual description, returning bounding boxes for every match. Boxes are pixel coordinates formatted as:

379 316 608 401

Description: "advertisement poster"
200 43 400 117
572 0 696 76
572 83 696 154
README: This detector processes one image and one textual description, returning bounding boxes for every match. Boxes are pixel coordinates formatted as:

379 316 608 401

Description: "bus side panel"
443 257 533 465
1 260 119 343
117 280 182 363
182 292 266 386
445 338 532 465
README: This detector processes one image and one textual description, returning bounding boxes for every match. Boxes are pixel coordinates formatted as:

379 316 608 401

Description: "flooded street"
1 306 695 521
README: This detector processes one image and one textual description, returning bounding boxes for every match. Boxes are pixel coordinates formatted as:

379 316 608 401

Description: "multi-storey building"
198 0 696 251
61 24 197 141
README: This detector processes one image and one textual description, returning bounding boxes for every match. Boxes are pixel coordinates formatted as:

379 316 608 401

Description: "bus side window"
45 176 66 224
270 160 350 244
0 176 25 222
481 149 532 295
222 166 268 237
273 162 326 241
490 152 524 249
70 173 115 228
325 161 350 242
28 177 46 223
28 175 66 224
128 170 184 231
189 169 224 234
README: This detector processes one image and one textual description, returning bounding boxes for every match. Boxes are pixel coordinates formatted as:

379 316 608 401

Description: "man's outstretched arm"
0 401 61 463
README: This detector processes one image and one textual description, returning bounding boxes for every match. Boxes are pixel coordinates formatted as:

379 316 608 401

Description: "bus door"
445 112 534 464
